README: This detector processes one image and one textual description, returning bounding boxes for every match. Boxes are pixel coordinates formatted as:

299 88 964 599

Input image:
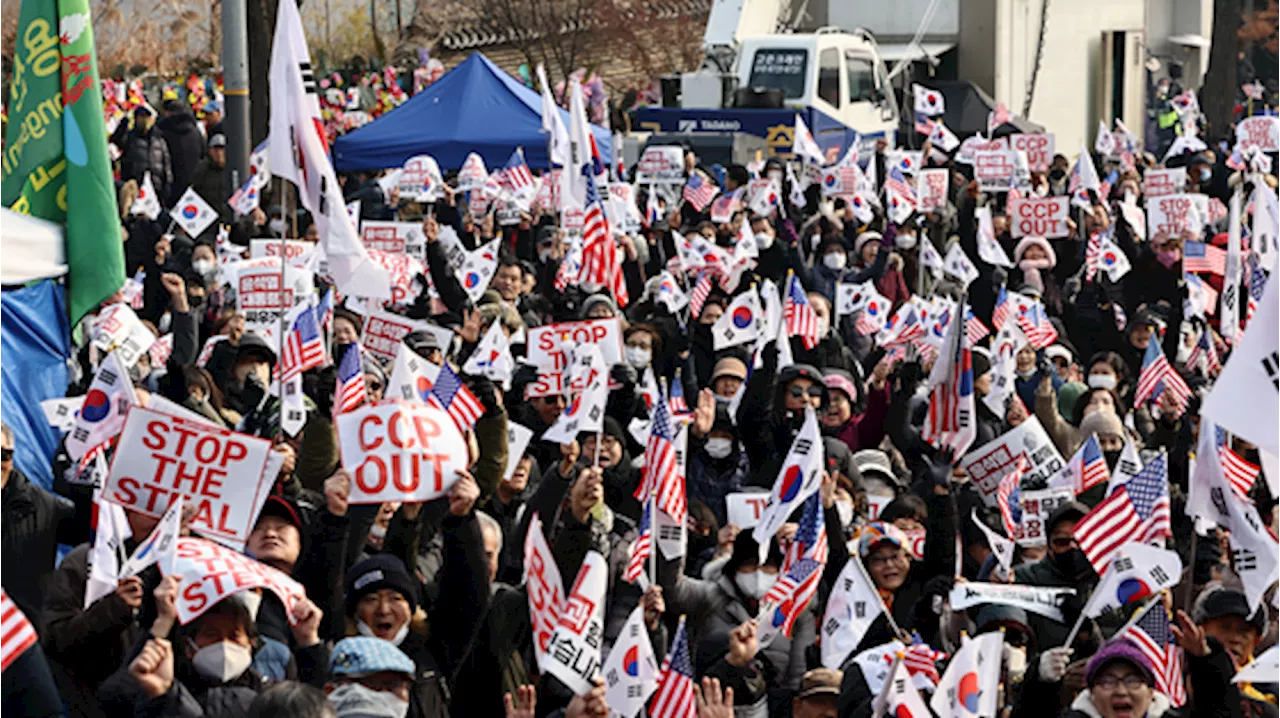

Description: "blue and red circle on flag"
778 464 804 501
465 272 482 288
1116 577 1152 604
959 672 981 712
81 389 111 423
181 204 200 219
624 645 641 676
732 306 754 329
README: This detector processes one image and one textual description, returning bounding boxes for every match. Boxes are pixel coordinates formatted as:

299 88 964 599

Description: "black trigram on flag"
300 61 316 95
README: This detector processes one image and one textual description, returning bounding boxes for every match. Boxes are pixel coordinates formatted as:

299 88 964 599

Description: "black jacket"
1 469 81 634
113 125 173 201
157 112 206 204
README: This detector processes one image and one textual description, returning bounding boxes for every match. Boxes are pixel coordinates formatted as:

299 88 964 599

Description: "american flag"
1122 602 1187 707
1074 453 1172 573
496 148 535 193
881 304 927 346
316 288 334 336
1 589 37 673
682 171 719 212
923 299 975 455
1071 434 1111 494
635 387 686 523
884 166 918 209
669 371 690 414
429 363 485 433
782 493 829 572
1134 340 1191 415
996 457 1026 538
1084 232 1104 282
914 113 936 136
650 617 697 718
335 342 367 415
964 309 990 344
991 286 1011 331
1182 241 1226 276
1220 442 1260 499
759 558 823 638
902 641 948 685
1186 328 1222 377
279 305 327 383
688 270 715 319
577 172 629 307
1014 298 1059 349
623 501 653 583
784 274 822 349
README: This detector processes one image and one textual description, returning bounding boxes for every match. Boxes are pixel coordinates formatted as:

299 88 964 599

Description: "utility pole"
222 0 251 189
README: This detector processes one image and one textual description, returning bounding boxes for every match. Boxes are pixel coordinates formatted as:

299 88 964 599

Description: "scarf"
1018 257 1054 293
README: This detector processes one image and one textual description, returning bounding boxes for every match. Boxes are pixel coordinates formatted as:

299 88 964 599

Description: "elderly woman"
1067 641 1171 718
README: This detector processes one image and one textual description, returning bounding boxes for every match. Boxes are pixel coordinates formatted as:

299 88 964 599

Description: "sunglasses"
1050 536 1078 550
1 448 13 461
788 385 825 399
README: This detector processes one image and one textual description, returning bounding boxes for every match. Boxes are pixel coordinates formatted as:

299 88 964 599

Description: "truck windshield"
747 49 808 99
845 51 879 103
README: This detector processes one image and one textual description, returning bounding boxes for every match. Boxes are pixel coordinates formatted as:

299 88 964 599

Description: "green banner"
2 0 124 327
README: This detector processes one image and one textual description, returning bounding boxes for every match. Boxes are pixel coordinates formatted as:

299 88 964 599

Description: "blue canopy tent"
332 52 612 172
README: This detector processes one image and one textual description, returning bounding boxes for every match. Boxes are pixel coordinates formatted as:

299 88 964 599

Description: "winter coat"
825 381 891 455
157 112 206 203
1187 638 1279 718
114 125 173 200
1 468 82 634
449 583 536 717
686 447 751 527
1035 375 1081 457
1061 688 1171 718
1013 555 1098 650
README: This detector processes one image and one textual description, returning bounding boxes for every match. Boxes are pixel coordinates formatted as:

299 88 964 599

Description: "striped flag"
682 171 719 212
650 617 697 718
1121 602 1187 707
758 557 824 640
784 274 822 349
669 370 690 414
1220 443 1260 498
782 493 829 571
577 172 629 307
635 385 686 523
1134 340 1191 415
964 308 990 345
1013 296 1059 349
0 589 37 673
279 303 326 383
623 501 653 584
1074 453 1172 573
429 363 485 434
335 342 368 415
688 270 716 320
991 285 1012 331
316 288 334 336
996 456 1027 538
1186 327 1223 377
922 298 977 457
1068 434 1112 495
903 641 948 685
496 148 535 194
1084 232 1104 282
1182 241 1227 276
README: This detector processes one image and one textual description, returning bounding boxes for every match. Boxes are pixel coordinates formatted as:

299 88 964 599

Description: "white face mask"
1003 643 1028 681
538 248 552 263
756 230 775 250
704 437 733 459
835 500 855 529
1088 373 1117 390
327 682 410 718
268 218 287 235
192 259 215 277
625 346 651 369
895 233 917 250
816 316 831 337
734 570 778 600
823 252 847 270
358 618 410 647
369 523 388 539
768 170 784 184
190 640 253 683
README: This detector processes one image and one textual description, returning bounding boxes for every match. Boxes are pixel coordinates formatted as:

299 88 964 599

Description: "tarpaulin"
1 280 71 490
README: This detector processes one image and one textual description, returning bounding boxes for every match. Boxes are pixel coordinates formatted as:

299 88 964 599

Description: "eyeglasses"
865 552 907 568
1093 675 1148 692
0 448 12 461
788 385 825 399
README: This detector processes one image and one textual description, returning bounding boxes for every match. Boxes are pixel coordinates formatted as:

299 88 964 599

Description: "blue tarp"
332 52 612 172
1 280 70 490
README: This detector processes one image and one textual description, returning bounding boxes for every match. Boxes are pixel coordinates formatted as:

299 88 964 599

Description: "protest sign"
336 401 469 504
956 136 1008 165
605 183 642 234
960 417 1065 506
495 197 524 227
164 537 306 625
1011 196 1070 238
502 424 535 483
398 155 444 201
1143 168 1186 199
1010 133 1055 173
367 249 426 308
1147 194 1201 238
526 318 624 372
360 221 427 258
525 514 567 670
102 407 274 550
726 492 771 529
91 304 156 368
362 309 451 363
1011 487 1074 546
249 239 317 266
1236 116 1280 153
542 551 607 695
635 146 686 185
917 169 949 213
866 494 892 521
974 148 1015 192
236 258 315 350
948 583 1075 621
903 528 926 560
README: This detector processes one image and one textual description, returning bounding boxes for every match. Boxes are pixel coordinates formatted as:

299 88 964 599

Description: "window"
747 49 808 100
845 52 878 103
817 48 841 106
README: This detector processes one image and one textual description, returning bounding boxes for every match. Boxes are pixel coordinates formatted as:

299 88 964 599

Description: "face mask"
358 618 410 647
369 523 388 539
192 259 216 277
190 640 253 683
327 682 410 718
816 316 830 337
835 500 855 530
1199 167 1212 183
1087 373 1117 390
1051 547 1093 580
538 248 552 263
756 231 775 250
1004 644 1028 681
1103 449 1123 472
735 570 778 600
895 233 917 250
705 438 733 459
268 219 287 235
768 170 783 184
1049 169 1067 182
625 346 651 369
1015 367 1037 380
128 360 148 384
823 252 847 270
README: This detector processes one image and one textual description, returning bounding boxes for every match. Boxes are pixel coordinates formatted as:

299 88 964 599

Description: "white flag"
386 341 442 403
66 352 140 461
872 656 932 718
269 0 390 299
920 238 945 280
976 207 1013 267
913 84 946 116
787 163 808 209
1200 275 1279 456
131 171 162 219
542 344 608 445
456 238 501 303
821 557 890 668
541 551 608 695
1250 183 1279 269
169 187 219 238
1082 543 1184 618
970 509 1015 574
944 242 980 287
1221 189 1243 343
120 496 183 578
712 289 763 350
753 408 824 560
85 498 131 609
929 120 961 152
603 605 659 717
931 632 1003 718
280 374 307 438
793 114 827 165
563 79 596 211
463 318 516 387
537 64 572 173
1234 644 1279 684
1097 233 1132 281
1094 120 1117 157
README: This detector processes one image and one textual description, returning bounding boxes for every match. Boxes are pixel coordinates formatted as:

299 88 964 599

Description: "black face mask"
1049 169 1067 182
1052 547 1093 580
1103 449 1123 472
688 529 717 558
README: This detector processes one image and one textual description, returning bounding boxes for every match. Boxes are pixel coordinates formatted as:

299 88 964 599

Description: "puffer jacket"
1062 688 1172 718
113 125 173 199
157 111 206 203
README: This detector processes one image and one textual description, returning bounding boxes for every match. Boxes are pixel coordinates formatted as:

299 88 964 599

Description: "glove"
991 266 1009 288
1037 353 1056 378
1063 276 1082 303
1038 647 1073 683
242 372 267 412
610 363 637 387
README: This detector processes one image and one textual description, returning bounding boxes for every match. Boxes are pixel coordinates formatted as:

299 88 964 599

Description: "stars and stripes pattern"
923 301 975 456
1014 297 1059 349
1220 443 1260 499
496 148 534 193
1182 241 1227 276
1122 602 1187 707
759 558 823 638
1246 254 1267 324
636 387 687 523
316 288 334 336
335 342 368 415
1186 328 1223 377
1 589 37 673
577 172 629 307
688 270 715 319
784 274 822 349
682 171 719 212
991 286 1012 331
623 501 654 583
996 456 1027 539
429 363 485 434
1074 453 1172 573
650 617 697 718
782 493 829 572
1134 340 1191 415
279 305 326 383
965 309 990 344
669 371 690 414
1072 434 1112 494
1084 232 1104 282
902 641 948 685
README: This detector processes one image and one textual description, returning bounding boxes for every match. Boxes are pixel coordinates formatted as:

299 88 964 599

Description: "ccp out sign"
336 401 469 503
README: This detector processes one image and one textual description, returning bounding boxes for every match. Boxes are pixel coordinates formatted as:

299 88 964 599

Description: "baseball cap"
796 668 842 699
209 133 227 148
256 495 302 531
856 520 909 559
1192 585 1269 636
329 637 416 677
851 449 895 482
711 357 748 384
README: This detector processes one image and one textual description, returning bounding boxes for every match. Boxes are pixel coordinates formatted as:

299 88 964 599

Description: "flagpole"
277 180 293 439
648 490 658 588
